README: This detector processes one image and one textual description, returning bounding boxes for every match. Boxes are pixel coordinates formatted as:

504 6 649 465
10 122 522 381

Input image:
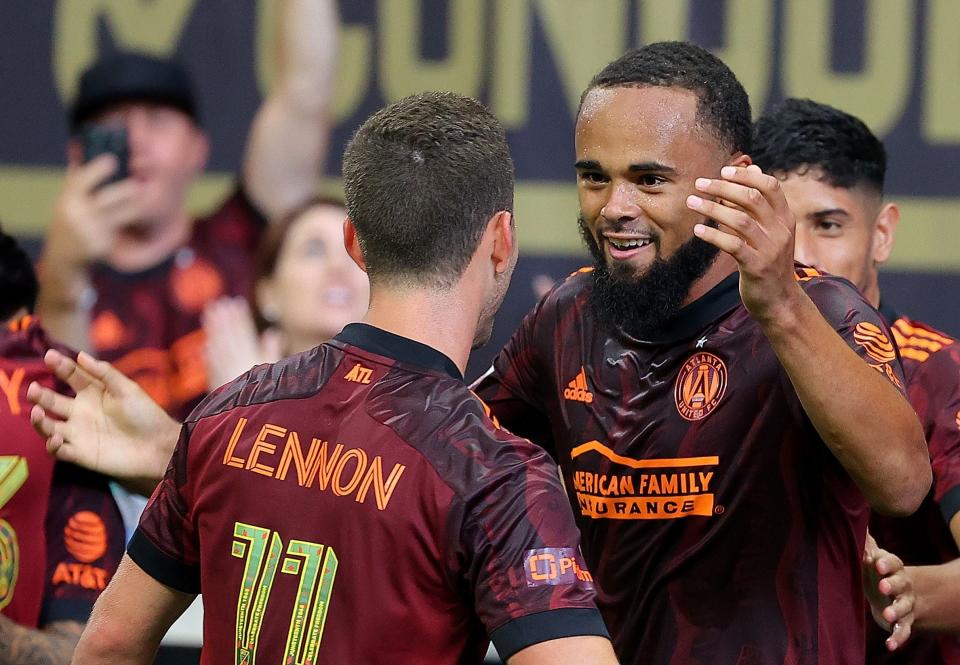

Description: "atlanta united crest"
674 352 728 421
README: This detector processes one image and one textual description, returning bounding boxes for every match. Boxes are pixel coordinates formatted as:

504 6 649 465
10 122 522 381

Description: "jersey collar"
623 271 741 345
335 323 463 381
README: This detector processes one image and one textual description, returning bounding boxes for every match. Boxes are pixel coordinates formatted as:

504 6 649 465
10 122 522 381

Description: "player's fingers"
77 351 130 396
863 532 880 564
694 177 774 220
43 349 101 392
887 619 913 652
26 381 74 420
878 570 910 598
688 196 768 251
30 404 68 443
692 223 754 263
719 165 795 233
882 593 914 624
875 551 905 577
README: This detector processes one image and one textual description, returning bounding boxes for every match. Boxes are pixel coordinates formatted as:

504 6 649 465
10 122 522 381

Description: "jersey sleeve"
453 435 607 660
907 345 960 525
41 465 125 625
472 297 557 458
801 275 908 392
126 423 201 594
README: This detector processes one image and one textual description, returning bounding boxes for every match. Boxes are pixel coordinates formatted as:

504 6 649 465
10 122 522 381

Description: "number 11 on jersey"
231 522 339 665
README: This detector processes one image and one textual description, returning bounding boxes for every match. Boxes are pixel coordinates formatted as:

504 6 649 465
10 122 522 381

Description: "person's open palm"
27 349 180 496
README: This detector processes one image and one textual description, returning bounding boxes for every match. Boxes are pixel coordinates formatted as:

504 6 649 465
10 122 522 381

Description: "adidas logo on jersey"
564 367 594 403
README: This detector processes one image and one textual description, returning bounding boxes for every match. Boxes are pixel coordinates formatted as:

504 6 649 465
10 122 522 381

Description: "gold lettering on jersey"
0 368 25 416
570 440 720 520
344 363 374 384
220 418 406 511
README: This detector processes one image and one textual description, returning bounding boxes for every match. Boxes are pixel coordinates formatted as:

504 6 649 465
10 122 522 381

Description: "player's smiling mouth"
602 232 655 261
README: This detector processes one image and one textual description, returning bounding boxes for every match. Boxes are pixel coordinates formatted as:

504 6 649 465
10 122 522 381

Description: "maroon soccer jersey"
90 186 265 420
474 265 906 665
0 317 124 628
866 307 960 665
130 323 606 664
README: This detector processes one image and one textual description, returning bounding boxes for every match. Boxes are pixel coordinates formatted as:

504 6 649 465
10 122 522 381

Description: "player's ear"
488 210 515 275
872 202 899 265
343 218 367 273
727 152 752 170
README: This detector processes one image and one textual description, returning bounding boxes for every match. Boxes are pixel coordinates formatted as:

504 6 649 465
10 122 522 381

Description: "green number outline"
231 523 338 665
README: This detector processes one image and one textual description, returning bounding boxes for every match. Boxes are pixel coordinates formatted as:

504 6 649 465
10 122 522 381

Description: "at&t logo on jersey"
51 511 111 591
674 352 727 421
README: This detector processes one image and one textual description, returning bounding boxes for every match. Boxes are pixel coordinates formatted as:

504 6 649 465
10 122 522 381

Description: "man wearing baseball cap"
37 0 338 424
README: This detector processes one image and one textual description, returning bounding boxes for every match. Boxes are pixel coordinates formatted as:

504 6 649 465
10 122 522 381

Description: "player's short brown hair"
342 92 513 288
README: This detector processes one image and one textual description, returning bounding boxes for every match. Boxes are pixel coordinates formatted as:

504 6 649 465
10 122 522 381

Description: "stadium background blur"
1 1 958 662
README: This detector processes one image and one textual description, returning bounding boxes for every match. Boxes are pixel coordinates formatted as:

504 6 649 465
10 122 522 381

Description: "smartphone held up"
80 124 129 186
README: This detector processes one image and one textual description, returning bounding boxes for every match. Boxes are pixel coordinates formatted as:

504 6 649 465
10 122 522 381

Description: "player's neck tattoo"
578 215 719 339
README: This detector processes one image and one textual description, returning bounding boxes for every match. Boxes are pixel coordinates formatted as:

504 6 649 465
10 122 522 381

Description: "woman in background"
202 196 369 389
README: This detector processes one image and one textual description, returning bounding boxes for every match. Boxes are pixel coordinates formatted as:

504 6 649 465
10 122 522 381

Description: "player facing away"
474 42 930 665
71 92 618 665
752 98 960 663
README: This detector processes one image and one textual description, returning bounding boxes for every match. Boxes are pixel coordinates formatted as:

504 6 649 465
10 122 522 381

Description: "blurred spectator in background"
36 0 338 422
752 98 960 660
0 228 124 664
202 196 368 389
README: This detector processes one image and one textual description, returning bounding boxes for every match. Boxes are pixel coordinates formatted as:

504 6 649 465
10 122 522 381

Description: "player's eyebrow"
809 208 850 220
574 160 678 174
574 159 603 171
628 162 677 174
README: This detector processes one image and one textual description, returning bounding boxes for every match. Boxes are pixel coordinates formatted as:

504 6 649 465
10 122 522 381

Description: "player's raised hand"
686 164 799 323
27 349 180 496
862 533 915 651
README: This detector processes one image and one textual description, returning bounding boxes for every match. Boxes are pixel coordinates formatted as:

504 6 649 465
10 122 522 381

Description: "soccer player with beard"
474 42 930 664
752 98 960 663
67 92 618 665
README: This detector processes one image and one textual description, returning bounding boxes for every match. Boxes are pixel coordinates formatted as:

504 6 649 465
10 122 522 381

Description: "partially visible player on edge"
0 229 124 664
66 92 618 665
473 42 930 665
752 98 960 663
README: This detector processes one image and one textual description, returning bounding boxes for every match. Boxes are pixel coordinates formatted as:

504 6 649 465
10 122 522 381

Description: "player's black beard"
579 215 720 338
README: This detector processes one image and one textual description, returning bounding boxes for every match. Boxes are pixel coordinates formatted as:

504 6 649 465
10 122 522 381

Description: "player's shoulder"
185 343 344 424
793 263 860 294
534 266 593 317
793 263 880 322
372 379 560 500
890 314 959 367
